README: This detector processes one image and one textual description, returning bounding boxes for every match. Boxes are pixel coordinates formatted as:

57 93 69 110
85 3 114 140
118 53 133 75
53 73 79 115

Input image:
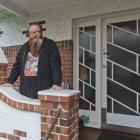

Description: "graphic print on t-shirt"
24 52 39 76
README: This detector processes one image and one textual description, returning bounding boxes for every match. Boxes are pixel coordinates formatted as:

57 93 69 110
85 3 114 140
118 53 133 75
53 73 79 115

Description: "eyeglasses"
28 31 41 37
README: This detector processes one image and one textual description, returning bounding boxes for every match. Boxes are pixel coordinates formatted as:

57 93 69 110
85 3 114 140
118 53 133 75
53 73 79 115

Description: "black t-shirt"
23 52 39 99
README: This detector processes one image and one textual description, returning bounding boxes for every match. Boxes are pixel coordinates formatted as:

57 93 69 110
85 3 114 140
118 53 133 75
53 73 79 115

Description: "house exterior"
0 0 140 136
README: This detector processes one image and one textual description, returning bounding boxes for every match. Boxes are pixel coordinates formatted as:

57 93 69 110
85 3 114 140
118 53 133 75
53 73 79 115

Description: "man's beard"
29 37 43 57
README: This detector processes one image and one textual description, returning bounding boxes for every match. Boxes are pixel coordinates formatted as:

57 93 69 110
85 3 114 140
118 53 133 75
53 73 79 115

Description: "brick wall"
0 63 8 84
2 46 21 87
0 87 80 140
0 129 27 140
2 40 73 88
57 40 73 88
39 90 80 140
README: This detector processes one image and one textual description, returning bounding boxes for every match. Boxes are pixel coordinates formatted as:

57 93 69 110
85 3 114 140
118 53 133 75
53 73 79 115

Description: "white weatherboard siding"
1 0 140 46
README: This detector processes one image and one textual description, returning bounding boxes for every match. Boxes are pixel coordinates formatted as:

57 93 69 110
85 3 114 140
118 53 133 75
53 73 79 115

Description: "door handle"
103 52 109 58
103 52 108 55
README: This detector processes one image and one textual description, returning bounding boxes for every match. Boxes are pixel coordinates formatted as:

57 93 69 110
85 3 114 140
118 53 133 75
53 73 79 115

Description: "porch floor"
79 127 140 140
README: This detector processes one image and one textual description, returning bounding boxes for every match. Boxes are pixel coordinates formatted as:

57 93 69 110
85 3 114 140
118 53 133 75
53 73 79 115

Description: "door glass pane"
113 28 140 54
107 43 136 71
139 95 140 113
84 26 96 36
79 31 90 50
79 48 83 64
108 79 137 110
107 20 140 116
107 61 112 79
91 105 95 111
92 37 96 53
114 102 139 116
79 80 83 97
139 56 140 74
84 50 96 70
91 70 96 87
79 64 90 84
114 65 140 93
111 20 137 33
79 98 90 110
107 25 112 43
79 25 96 111
107 97 112 113
84 84 95 104
79 27 84 31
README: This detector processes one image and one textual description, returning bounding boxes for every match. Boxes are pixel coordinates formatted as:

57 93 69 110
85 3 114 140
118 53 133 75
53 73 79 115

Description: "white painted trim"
101 18 107 108
38 89 80 97
72 20 79 90
107 113 140 129
73 19 102 128
0 87 39 105
95 17 102 128
79 109 101 128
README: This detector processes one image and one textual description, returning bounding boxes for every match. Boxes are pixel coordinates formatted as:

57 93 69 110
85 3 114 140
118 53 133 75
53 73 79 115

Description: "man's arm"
1 83 13 87
52 84 62 90
49 41 62 89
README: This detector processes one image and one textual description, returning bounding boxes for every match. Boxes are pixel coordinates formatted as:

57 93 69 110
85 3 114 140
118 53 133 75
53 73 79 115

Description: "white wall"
1 0 140 46
0 15 28 47
0 100 40 140
0 87 40 140
0 47 8 63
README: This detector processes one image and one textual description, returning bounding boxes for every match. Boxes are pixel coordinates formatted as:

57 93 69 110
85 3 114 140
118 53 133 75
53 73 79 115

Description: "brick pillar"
0 63 8 84
38 89 80 140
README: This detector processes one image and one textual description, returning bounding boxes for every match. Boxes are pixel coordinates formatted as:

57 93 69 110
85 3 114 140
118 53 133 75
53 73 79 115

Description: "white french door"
102 15 140 128
74 19 101 128
74 11 140 129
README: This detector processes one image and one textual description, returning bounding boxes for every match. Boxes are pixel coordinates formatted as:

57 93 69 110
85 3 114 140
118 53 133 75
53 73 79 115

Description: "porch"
0 0 140 139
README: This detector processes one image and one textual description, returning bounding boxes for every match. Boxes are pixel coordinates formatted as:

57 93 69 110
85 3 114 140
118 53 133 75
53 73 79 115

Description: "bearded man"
2 23 62 99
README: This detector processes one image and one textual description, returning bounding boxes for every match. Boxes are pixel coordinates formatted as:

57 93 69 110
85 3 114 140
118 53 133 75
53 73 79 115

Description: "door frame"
72 8 140 130
102 13 140 129
73 18 102 128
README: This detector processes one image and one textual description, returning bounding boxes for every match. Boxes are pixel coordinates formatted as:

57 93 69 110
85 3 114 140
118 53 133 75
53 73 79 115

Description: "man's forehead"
29 25 40 31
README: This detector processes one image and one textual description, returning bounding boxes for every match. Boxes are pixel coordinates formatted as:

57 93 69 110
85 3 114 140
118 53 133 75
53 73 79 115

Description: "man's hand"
51 84 62 90
1 83 13 87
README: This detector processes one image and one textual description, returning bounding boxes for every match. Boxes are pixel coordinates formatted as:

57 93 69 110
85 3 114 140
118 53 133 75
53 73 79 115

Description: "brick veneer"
0 63 8 84
0 129 27 140
0 61 40 112
2 46 21 87
57 40 73 88
0 88 80 140
0 92 40 112
2 40 73 88
39 90 80 140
